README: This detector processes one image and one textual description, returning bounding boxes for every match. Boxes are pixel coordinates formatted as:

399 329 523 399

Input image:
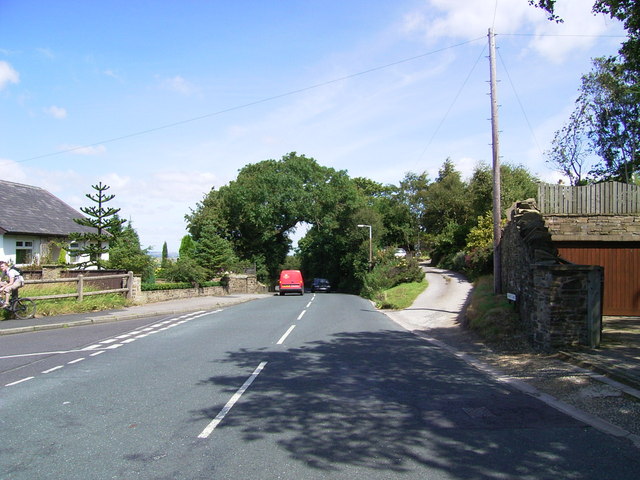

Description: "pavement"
2 274 640 446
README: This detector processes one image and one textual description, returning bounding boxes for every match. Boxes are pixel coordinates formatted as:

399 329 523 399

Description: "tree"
70 182 126 270
161 242 169 269
108 221 155 281
179 235 197 259
581 57 640 182
193 224 238 277
546 99 593 185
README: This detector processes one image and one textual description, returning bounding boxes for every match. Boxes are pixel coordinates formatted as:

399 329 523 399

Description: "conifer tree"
70 182 126 270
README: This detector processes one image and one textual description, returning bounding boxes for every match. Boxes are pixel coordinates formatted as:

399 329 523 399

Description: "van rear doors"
279 270 304 295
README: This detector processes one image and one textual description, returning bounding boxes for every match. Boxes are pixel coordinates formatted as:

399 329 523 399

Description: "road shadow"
191 327 639 478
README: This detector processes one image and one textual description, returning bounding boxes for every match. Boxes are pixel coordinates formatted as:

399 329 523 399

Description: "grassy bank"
465 275 528 350
375 278 428 310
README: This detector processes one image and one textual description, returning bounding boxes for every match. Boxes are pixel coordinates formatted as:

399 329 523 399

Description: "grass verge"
1 283 130 319
375 278 428 310
466 275 530 351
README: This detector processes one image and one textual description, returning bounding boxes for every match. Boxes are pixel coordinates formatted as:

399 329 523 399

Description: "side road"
385 266 640 449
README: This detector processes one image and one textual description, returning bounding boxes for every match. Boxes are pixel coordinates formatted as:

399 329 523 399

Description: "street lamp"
357 224 372 268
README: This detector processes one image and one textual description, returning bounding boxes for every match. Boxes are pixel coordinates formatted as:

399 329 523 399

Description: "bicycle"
1 290 36 319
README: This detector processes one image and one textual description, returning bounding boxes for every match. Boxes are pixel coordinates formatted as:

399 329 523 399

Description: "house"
0 179 106 266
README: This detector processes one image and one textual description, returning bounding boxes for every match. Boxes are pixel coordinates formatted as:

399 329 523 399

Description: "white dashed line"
6 377 34 387
42 366 64 374
277 325 296 345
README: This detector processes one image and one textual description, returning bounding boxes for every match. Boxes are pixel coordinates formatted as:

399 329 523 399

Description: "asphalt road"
1 293 639 479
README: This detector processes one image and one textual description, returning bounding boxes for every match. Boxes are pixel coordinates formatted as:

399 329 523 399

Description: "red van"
279 270 304 295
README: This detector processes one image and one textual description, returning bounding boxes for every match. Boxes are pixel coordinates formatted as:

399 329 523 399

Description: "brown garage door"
556 242 640 316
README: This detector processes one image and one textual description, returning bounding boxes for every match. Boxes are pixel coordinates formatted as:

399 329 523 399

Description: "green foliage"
194 224 238 276
161 242 170 269
162 256 208 284
70 182 126 270
141 282 193 291
466 275 527 349
374 278 428 310
179 235 197 259
107 221 155 282
361 249 424 300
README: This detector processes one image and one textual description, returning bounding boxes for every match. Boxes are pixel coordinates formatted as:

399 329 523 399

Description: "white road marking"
67 358 85 364
42 366 64 374
198 362 268 439
277 325 296 345
90 351 105 357
297 310 307 320
306 301 312 308
6 376 34 386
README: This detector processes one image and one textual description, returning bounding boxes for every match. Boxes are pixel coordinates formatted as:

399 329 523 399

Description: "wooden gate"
556 242 640 316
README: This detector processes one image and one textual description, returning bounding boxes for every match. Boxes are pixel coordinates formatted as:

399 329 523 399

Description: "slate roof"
0 180 97 236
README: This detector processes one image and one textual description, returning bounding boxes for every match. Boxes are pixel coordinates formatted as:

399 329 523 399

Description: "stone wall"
130 274 267 304
501 200 603 350
545 214 640 241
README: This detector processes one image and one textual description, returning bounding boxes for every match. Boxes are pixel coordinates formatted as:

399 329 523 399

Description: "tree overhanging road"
1 293 639 479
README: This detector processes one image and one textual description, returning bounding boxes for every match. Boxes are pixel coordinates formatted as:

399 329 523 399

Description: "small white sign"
507 293 517 302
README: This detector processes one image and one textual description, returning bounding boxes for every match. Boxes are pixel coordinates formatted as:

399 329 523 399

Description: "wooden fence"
24 272 134 301
537 182 640 215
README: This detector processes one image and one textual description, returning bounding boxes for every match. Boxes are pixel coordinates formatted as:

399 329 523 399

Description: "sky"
0 0 627 253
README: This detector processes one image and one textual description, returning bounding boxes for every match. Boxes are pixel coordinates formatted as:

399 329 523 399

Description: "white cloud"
44 105 68 119
400 0 623 63
0 61 20 90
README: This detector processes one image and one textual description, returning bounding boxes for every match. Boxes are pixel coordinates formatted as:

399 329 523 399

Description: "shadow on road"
191 328 638 477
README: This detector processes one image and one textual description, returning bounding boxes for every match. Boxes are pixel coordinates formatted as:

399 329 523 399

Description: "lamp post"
357 224 372 268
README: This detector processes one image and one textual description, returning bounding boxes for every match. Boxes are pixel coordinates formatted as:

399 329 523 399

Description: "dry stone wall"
501 200 603 350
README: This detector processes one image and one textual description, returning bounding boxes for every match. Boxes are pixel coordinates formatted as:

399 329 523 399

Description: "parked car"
311 278 331 293
278 269 304 295
394 248 407 258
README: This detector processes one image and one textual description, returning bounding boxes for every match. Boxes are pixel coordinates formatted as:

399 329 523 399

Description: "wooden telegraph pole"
488 28 502 294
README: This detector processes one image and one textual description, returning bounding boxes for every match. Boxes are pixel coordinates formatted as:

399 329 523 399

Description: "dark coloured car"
311 278 331 293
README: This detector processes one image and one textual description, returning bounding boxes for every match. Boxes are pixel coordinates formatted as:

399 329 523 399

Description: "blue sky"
0 0 626 252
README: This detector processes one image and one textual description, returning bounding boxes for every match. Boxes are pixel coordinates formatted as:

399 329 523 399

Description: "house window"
16 241 33 264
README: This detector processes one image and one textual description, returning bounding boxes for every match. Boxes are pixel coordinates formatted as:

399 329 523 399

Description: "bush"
361 250 425 299
162 257 208 284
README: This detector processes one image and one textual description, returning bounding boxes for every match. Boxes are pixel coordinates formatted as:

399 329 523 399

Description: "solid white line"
6 376 34 386
42 366 64 374
297 310 306 320
277 325 296 345
198 361 267 439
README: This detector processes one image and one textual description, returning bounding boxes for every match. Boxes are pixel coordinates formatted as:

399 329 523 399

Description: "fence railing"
24 272 134 301
537 181 640 215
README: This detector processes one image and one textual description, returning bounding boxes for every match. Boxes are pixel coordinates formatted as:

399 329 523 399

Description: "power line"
17 36 486 164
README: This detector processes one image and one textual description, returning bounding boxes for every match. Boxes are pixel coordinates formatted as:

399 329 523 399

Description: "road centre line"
306 301 312 308
198 361 268 439
42 365 64 374
67 358 85 364
297 310 306 320
277 325 296 345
